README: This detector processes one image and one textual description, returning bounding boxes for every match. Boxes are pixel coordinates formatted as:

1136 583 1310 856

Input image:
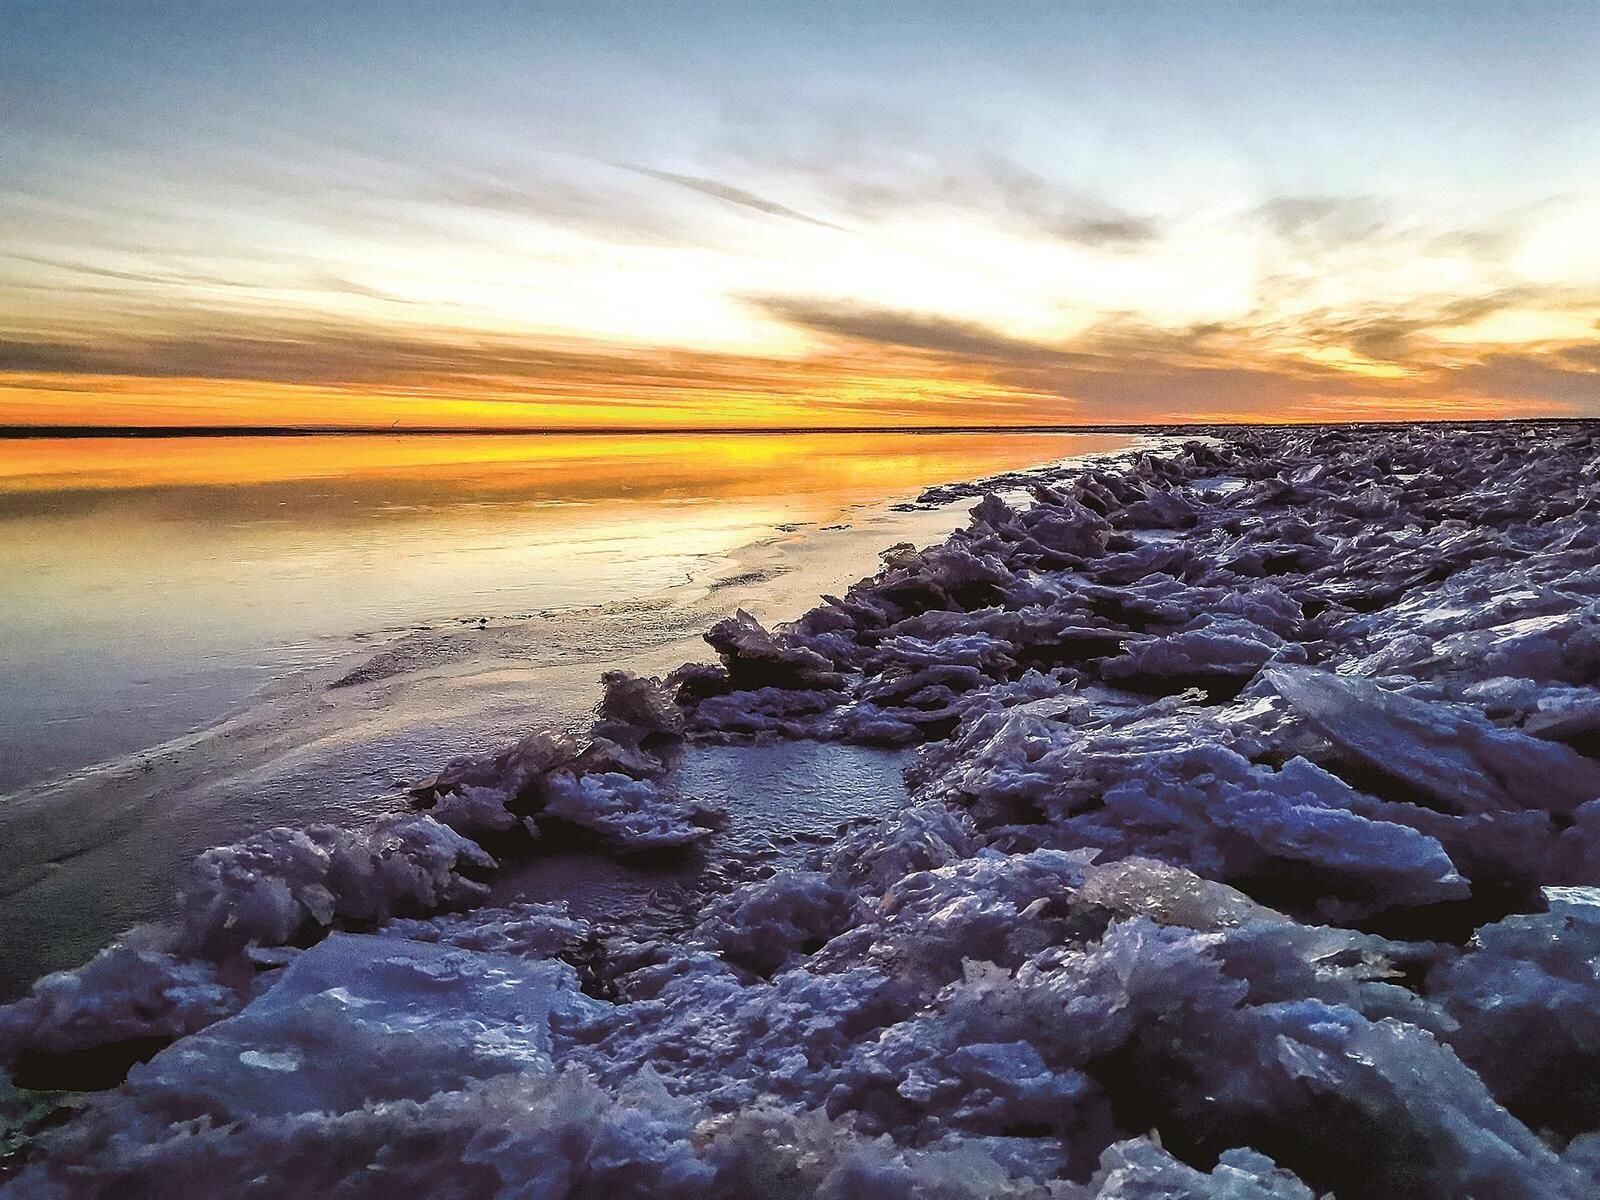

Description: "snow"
9 423 1600 1198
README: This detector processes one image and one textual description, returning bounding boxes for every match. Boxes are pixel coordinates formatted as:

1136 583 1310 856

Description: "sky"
1 1 1597 428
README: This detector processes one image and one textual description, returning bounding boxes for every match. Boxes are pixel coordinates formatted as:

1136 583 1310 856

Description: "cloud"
1056 216 1159 246
1293 287 1598 364
753 298 1075 365
751 295 1393 421
613 164 846 231
1252 195 1389 242
749 292 1600 421
0 254 260 291
707 114 1161 248
1449 347 1600 412
961 158 1161 246
756 297 1245 372
0 325 799 392
0 315 1049 427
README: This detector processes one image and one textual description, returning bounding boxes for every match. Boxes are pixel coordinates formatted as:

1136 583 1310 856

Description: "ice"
0 947 238 1086
13 424 1600 1197
120 933 603 1118
1079 1138 1314 1199
1429 886 1600 1135
413 677 724 851
1045 747 1468 921
1072 857 1283 930
177 814 495 958
427 780 534 836
704 608 846 689
1432 611 1600 683
1101 614 1301 695
1463 675 1600 750
542 770 723 851
1265 665 1600 816
0 1072 1289 1199
828 802 978 891
700 871 864 976
381 900 592 958
911 695 1276 829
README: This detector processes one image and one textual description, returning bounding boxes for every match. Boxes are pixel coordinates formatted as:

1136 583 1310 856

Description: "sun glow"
2 8 1597 427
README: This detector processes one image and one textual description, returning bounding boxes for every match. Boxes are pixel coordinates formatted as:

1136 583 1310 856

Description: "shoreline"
0 435 1145 997
6 422 1600 1196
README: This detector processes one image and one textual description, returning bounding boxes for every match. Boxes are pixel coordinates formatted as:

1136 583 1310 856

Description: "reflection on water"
0 431 1127 793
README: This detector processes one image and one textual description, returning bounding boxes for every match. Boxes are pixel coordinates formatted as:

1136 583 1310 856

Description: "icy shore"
6 423 1600 1197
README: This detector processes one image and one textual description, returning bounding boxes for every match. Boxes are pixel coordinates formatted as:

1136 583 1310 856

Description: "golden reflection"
0 431 1130 508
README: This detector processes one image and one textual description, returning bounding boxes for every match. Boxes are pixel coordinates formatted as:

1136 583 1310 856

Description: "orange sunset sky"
2 2 1597 429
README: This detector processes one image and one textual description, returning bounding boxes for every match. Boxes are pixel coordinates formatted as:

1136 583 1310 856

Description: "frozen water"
1264 664 1600 817
126 933 603 1119
9 424 1600 1198
176 814 496 958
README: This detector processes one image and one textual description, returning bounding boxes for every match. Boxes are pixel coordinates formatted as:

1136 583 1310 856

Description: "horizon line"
2 418 1592 439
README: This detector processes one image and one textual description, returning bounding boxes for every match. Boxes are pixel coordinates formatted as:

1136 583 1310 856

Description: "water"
0 431 1126 796
0 430 1135 992
488 740 915 945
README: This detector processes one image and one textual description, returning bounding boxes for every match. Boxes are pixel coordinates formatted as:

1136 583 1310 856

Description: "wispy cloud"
613 164 846 232
751 290 1600 421
0 313 1052 427
753 298 1074 365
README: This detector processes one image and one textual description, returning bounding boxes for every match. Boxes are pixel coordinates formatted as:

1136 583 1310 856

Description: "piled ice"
7 423 1600 1198
413 671 723 850
178 814 498 957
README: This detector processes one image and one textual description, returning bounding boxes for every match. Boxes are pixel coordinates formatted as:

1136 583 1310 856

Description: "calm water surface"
0 431 1127 794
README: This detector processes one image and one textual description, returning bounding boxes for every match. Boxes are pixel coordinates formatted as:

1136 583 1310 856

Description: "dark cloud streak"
614 164 846 232
754 298 1077 365
751 295 1393 420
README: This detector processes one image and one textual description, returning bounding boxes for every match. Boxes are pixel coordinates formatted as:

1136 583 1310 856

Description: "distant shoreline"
1 418 1592 439
1 424 1142 439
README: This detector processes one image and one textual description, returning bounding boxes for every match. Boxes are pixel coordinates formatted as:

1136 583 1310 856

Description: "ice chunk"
426 781 532 837
1430 887 1600 1135
1102 615 1297 693
705 609 845 688
414 729 578 806
829 802 978 891
0 947 238 1086
1075 858 1285 931
893 1038 1100 1136
582 669 688 778
1083 1137 1314 1199
381 900 592 958
178 815 494 957
701 871 864 976
124 933 603 1118
1265 665 1600 815
1061 747 1468 920
541 770 723 850
1432 611 1600 684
